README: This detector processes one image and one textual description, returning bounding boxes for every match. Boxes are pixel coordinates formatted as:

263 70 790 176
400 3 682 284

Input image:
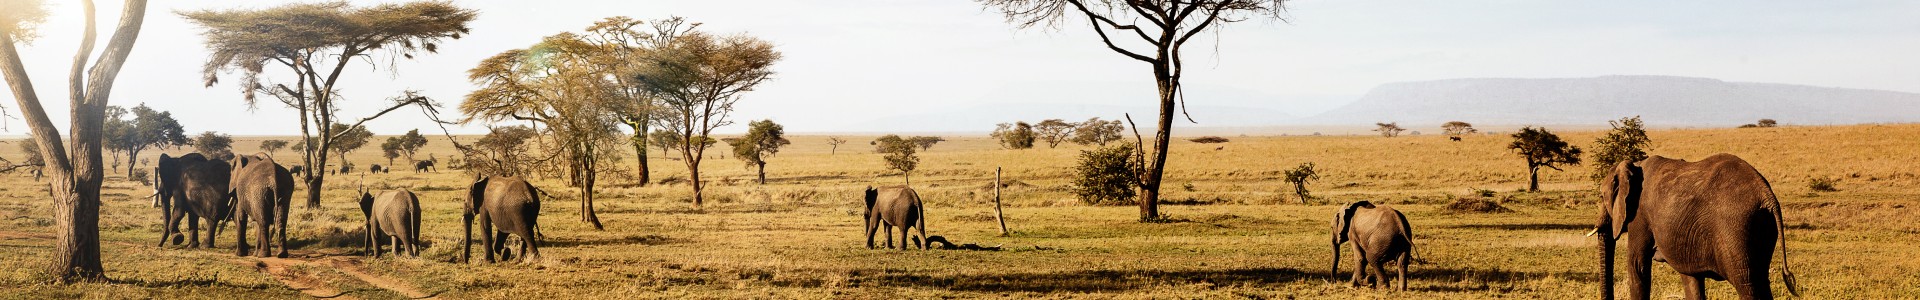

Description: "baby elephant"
359 189 423 258
1331 200 1416 290
863 186 927 250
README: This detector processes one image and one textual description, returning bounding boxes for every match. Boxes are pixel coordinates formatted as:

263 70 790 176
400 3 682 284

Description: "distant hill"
1301 75 1920 126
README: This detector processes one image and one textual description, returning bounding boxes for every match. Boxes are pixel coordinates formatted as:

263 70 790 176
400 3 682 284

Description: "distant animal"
338 163 353 175
229 154 294 258
154 153 232 248
863 186 928 250
288 165 305 175
415 156 438 173
463 176 543 264
1592 154 1799 299
1331 200 1414 290
1214 146 1225 150
359 189 422 258
369 164 386 174
1449 136 1462 141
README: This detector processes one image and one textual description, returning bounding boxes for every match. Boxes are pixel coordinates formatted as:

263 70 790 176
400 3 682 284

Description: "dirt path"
253 257 355 299
255 254 438 299
316 256 436 299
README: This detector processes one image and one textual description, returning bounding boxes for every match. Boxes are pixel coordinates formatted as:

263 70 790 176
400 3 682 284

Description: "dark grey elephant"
1593 154 1800 300
1330 200 1414 290
463 176 542 264
229 154 293 258
359 189 422 258
863 186 927 250
414 156 437 173
369 164 386 174
154 153 231 248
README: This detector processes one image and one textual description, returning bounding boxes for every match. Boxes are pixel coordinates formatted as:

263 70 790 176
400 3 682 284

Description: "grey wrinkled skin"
863 186 928 250
229 154 294 258
1596 154 1800 300
154 153 231 248
1330 200 1414 290
463 176 542 264
359 189 422 258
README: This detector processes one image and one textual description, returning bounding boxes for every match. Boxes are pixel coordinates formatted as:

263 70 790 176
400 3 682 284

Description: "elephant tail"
1767 196 1800 296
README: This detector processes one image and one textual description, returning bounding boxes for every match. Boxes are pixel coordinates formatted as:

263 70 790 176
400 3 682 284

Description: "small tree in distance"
991 122 1036 149
260 140 288 157
193 132 234 159
1033 119 1075 148
1283 162 1319 204
1374 122 1406 138
1508 126 1583 192
1071 117 1124 146
908 136 945 151
1590 116 1653 181
1757 119 1778 128
1441 121 1477 141
826 137 847 155
728 119 790 185
875 134 918 185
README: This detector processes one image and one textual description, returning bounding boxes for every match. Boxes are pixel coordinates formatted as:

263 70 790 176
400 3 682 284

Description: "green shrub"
1071 144 1140 206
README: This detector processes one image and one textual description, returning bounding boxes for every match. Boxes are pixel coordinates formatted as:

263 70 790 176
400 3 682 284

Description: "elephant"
1593 154 1800 300
229 154 294 258
369 164 387 174
463 176 542 264
359 189 422 258
1330 200 1414 290
862 186 927 250
288 165 305 175
414 157 438 173
338 163 353 175
154 153 231 248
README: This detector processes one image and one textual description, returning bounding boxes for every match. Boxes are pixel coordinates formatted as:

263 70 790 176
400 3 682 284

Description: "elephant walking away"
1593 154 1800 300
154 153 231 248
1331 200 1414 290
463 176 542 264
359 189 422 257
230 154 294 258
369 164 386 174
415 156 438 173
863 186 927 250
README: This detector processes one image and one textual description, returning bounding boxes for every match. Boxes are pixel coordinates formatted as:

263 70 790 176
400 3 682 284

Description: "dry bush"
1442 197 1514 213
1188 136 1229 143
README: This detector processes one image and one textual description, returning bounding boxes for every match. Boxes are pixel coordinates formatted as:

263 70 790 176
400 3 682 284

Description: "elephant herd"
859 154 1804 299
148 152 541 264
145 152 1802 298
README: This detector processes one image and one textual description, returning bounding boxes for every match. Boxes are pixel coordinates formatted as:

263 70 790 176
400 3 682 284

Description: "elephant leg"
1350 248 1368 286
1370 258 1390 289
372 229 384 258
865 219 878 249
1398 251 1409 291
916 222 928 250
256 216 273 257
493 232 512 262
276 202 290 258
1734 261 1773 300
884 225 895 249
897 225 910 251
161 207 184 247
186 212 202 248
235 212 250 256
1626 233 1655 300
480 221 497 263
1683 275 1706 300
392 236 403 257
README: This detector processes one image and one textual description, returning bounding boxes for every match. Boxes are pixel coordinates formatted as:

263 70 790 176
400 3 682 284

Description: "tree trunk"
1528 164 1540 192
994 167 1009 236
632 137 648 186
580 147 602 230
1139 74 1176 222
124 147 139 177
756 161 766 185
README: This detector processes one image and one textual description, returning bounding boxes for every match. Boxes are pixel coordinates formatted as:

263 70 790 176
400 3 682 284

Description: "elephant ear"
863 186 878 211
1334 201 1372 244
1607 162 1643 237
466 177 490 216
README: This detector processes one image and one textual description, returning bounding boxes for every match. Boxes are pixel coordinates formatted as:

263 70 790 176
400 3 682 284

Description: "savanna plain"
2 124 1917 299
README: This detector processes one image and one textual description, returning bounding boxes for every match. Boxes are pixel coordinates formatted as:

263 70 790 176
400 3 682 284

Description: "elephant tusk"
1585 228 1599 237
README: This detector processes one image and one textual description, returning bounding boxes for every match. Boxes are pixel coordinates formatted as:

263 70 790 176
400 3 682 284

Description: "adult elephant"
154 153 231 248
463 176 542 264
1330 200 1414 290
863 186 927 250
230 154 294 258
414 156 437 173
1593 154 1800 300
359 189 422 258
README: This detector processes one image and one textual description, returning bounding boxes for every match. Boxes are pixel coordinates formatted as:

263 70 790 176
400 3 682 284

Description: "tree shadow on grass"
1441 223 1591 231
1404 266 1597 293
112 276 284 291
542 234 687 248
854 267 1313 293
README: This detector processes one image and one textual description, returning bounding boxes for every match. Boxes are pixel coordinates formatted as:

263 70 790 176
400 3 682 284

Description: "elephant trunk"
462 213 474 264
1598 220 1615 300
1330 242 1341 279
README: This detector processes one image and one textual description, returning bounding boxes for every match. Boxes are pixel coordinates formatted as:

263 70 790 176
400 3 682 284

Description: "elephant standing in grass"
863 186 927 250
229 154 293 258
359 189 422 258
463 176 542 264
154 153 230 248
1331 200 1414 290
1593 154 1800 300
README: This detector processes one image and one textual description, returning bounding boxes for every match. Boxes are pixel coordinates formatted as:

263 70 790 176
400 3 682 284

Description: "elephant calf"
359 189 423 258
863 186 928 250
1331 200 1415 290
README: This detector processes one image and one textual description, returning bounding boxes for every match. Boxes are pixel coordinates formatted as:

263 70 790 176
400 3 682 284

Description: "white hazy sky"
2 0 1917 135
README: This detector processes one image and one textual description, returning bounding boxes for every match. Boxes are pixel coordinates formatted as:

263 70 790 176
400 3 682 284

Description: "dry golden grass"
1 124 1917 298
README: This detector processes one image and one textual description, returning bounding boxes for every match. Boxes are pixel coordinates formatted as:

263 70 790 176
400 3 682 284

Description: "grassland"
1 124 1917 299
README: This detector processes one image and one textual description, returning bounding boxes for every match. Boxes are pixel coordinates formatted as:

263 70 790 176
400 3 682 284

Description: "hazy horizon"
2 0 1916 136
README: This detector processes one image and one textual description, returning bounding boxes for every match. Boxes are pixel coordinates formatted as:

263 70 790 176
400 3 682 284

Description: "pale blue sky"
3 0 1916 135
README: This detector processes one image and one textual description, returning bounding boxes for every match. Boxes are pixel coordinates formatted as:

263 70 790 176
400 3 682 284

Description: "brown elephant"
229 154 294 258
463 176 542 264
863 186 927 250
1593 154 1800 299
359 189 422 258
1330 200 1414 290
154 153 230 248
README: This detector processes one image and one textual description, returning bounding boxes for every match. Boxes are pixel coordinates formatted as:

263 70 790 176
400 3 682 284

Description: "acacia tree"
728 119 790 184
875 134 919 185
380 137 403 166
1071 117 1123 146
192 131 233 159
581 17 680 186
826 136 847 155
0 0 148 282
637 23 781 209
1033 119 1075 148
394 129 428 161
1590 116 1652 181
182 1 476 208
1441 121 1477 140
259 140 287 156
1508 126 1582 192
104 103 185 176
991 122 1035 149
463 33 629 230
1374 122 1405 138
981 0 1287 221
